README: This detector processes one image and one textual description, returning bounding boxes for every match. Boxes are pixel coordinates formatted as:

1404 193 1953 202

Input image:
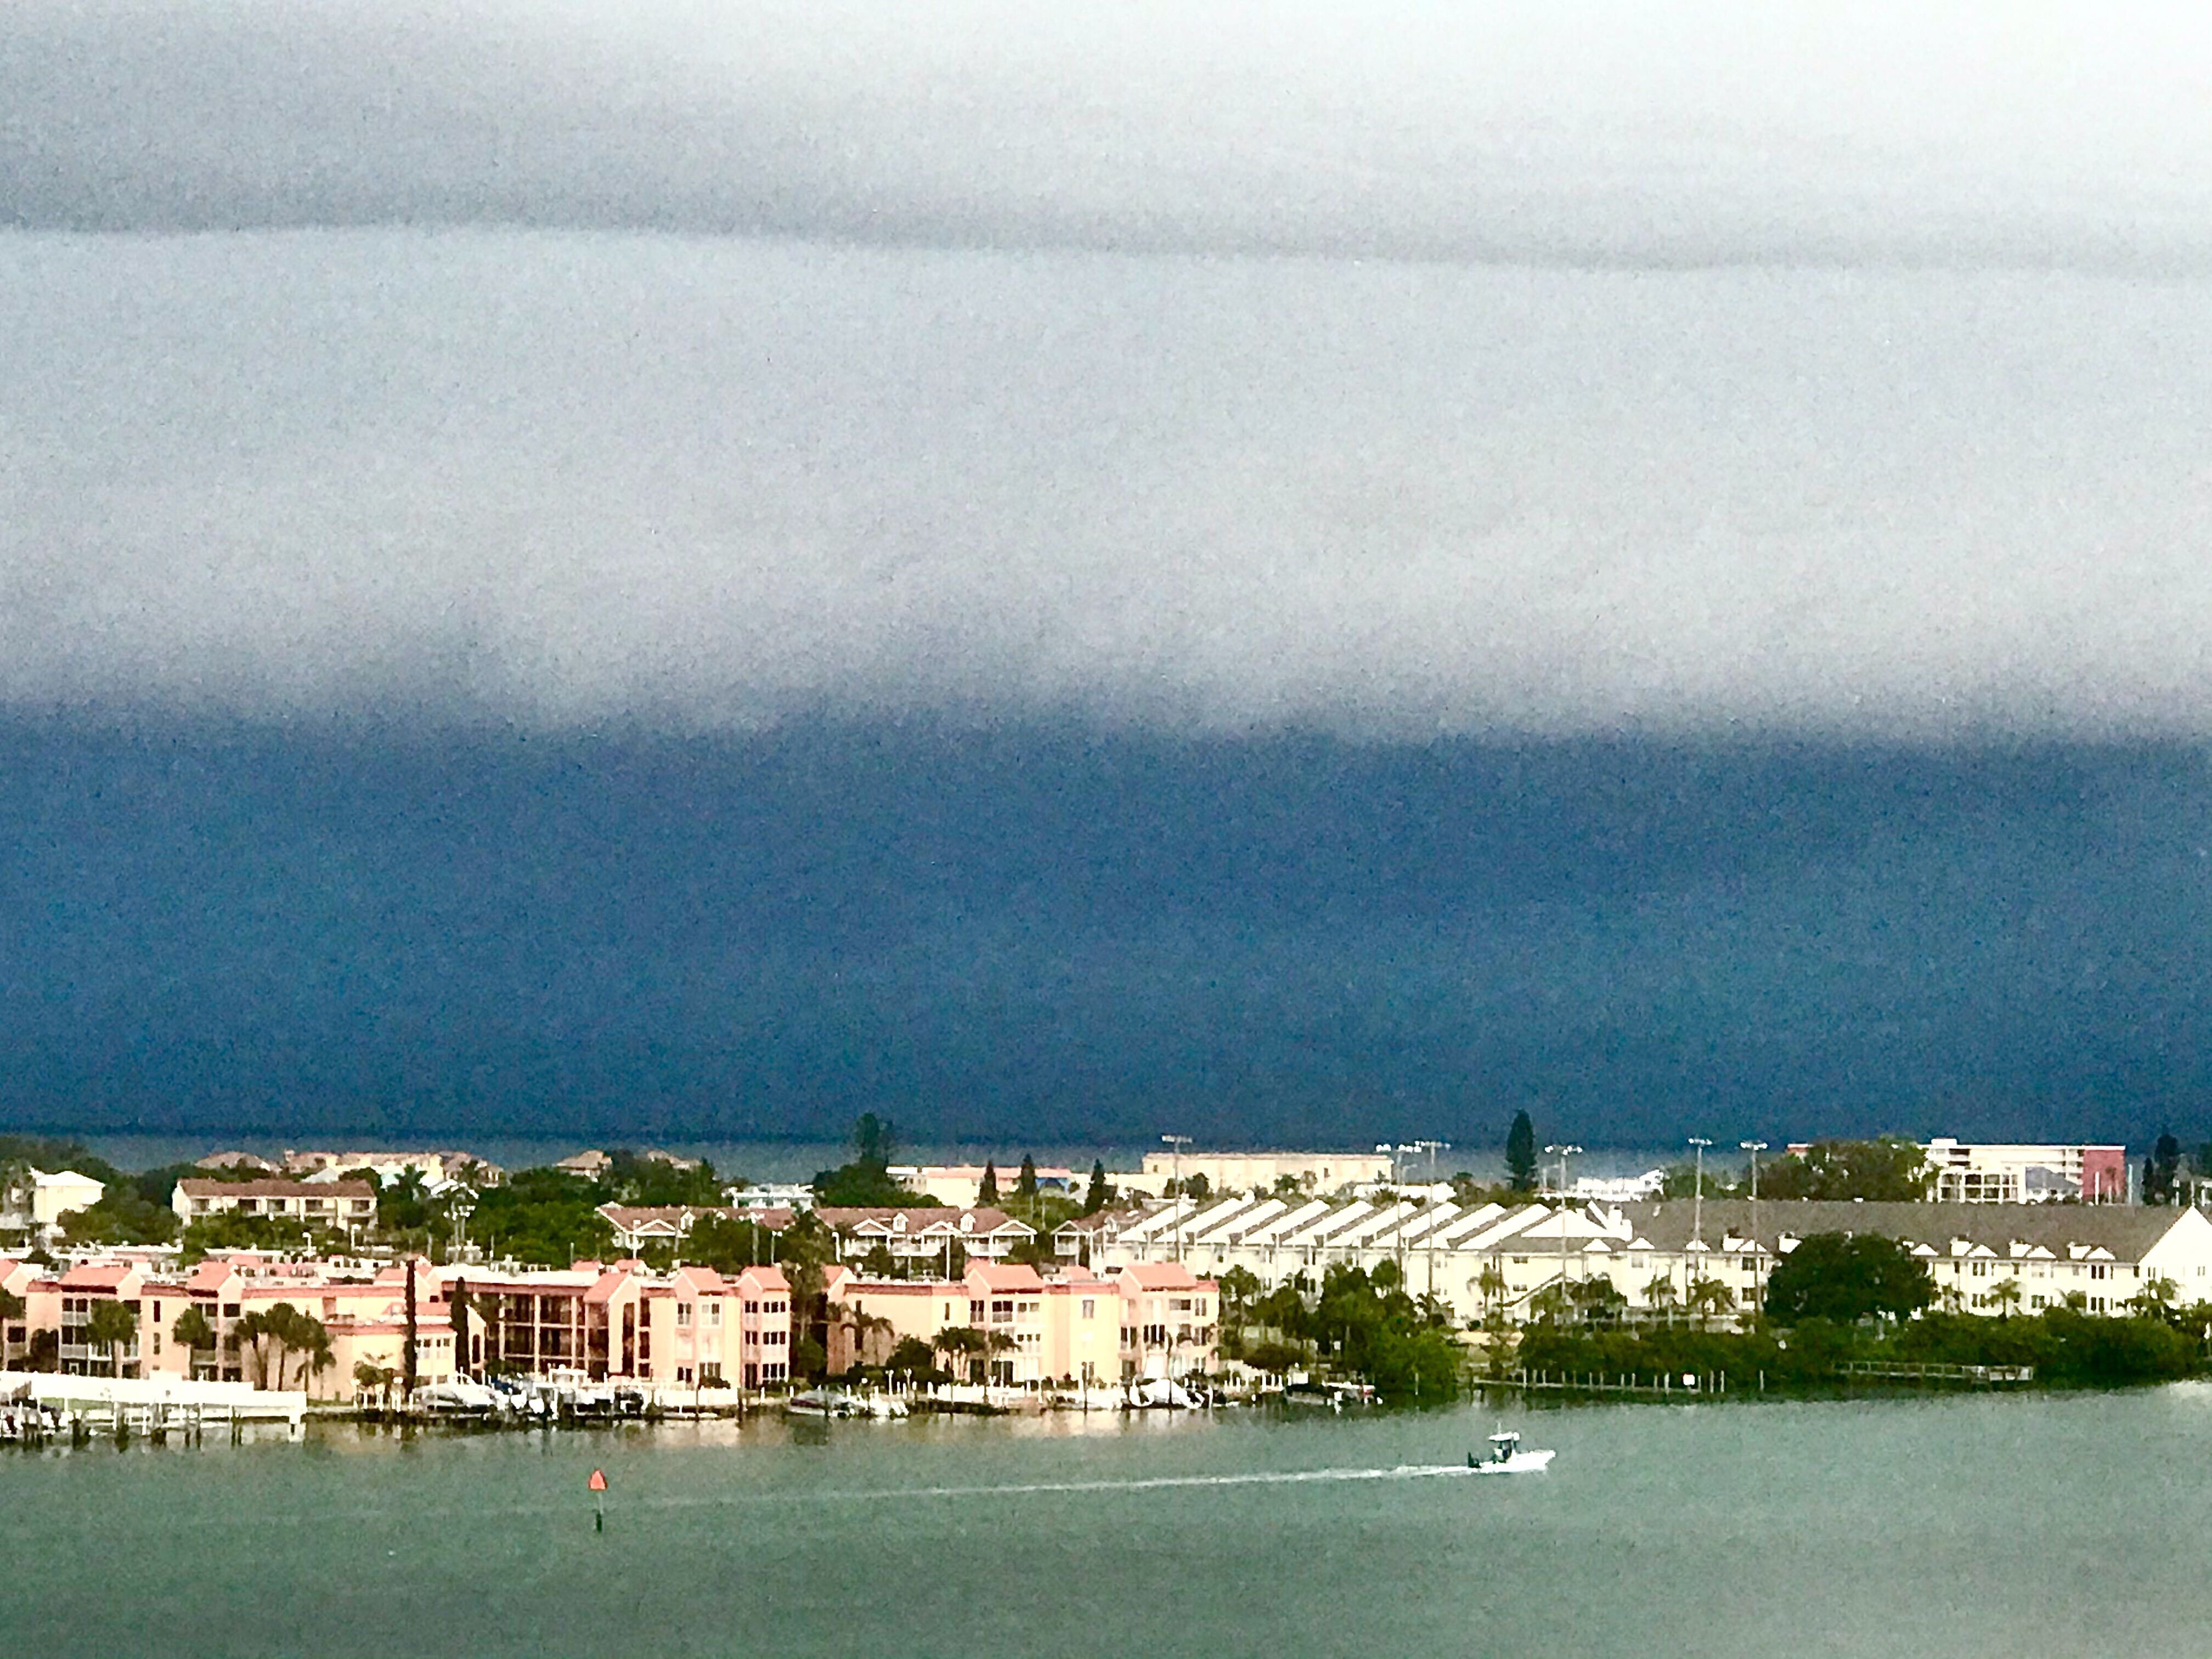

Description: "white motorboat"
1469 1429 1554 1474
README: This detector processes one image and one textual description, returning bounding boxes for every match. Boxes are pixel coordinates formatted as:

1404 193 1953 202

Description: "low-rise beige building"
172 1178 379 1233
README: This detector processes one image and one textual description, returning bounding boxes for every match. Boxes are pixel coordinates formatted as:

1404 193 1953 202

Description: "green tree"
1642 1273 1679 1317
1990 1278 2024 1319
1758 1138 1933 1203
172 1306 218 1376
1216 1266 1263 1353
1763 1233 1933 1325
353 1359 399 1406
812 1116 938 1208
884 1335 943 1383
1084 1160 1112 1214
1476 1261 1510 1313
0 1286 23 1365
84 1299 139 1377
60 1189 180 1246
231 1305 331 1390
1685 1276 1736 1329
1505 1111 1537 1192
933 1325 990 1383
978 1161 1000 1204
778 1211 836 1367
464 1167 614 1266
2146 1133 2183 1206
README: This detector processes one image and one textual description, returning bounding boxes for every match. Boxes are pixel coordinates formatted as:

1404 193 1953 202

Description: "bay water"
9 1387 2209 1657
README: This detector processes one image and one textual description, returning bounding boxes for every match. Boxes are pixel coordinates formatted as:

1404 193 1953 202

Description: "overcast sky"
2 4 2208 1146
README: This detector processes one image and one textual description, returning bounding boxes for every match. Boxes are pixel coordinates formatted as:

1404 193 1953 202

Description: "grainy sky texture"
2 3 2208 1148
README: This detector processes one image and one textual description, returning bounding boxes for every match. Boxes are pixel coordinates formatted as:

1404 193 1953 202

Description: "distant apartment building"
814 1206 1036 1268
1123 1150 1393 1199
1920 1140 2128 1204
890 1164 1084 1206
452 1259 793 1389
595 1203 795 1255
279 1149 504 1190
1 1168 107 1241
172 1178 379 1232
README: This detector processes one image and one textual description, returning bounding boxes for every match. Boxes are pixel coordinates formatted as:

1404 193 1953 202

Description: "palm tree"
1685 1277 1735 1330
1216 1266 1262 1351
172 1306 217 1378
1642 1274 1679 1322
2128 1277 2179 1320
839 1309 896 1372
1990 1279 2023 1319
1475 1261 1509 1313
932 1325 989 1383
84 1299 139 1378
353 1359 399 1407
1526 1283 1572 1326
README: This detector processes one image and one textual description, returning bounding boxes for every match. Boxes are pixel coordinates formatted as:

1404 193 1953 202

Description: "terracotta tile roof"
59 1262 137 1289
1115 1262 1203 1290
968 1262 1046 1292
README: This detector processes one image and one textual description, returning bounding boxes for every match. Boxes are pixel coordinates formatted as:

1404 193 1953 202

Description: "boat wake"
887 1464 1481 1500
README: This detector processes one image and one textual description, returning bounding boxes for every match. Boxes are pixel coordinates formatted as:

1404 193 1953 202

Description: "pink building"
827 1260 1217 1385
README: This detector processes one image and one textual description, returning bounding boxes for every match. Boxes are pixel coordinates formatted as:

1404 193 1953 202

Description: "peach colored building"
1110 1263 1218 1381
826 1260 1216 1384
448 1259 792 1388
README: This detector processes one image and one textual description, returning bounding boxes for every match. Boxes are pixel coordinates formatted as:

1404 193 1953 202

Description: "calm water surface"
9 1389 2210 1657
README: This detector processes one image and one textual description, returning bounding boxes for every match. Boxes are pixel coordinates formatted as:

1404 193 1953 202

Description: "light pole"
1408 1140 1449 1300
1740 1141 1767 1310
1161 1135 1192 1263
1688 1138 1713 1307
1544 1143 1582 1312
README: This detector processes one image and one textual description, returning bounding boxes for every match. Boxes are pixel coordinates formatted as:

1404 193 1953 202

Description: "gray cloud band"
3 231 2208 738
4 3 2209 738
4 2 2212 272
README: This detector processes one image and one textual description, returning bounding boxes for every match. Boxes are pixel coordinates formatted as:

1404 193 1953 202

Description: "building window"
677 1303 692 1327
707 1303 722 1327
1080 1299 1096 1319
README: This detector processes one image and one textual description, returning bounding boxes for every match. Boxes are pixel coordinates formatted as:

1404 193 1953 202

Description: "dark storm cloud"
4 720 2205 1146
5 2 2212 270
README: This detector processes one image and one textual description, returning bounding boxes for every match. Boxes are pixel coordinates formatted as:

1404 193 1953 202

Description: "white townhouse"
1097 1193 2212 1327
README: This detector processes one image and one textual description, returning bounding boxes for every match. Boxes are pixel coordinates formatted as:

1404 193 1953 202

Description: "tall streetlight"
1161 1135 1193 1263
1407 1139 1450 1299
1545 1143 1583 1310
1740 1141 1767 1308
1688 1137 1713 1251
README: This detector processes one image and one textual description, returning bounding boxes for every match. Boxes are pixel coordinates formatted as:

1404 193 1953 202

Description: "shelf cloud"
3 3 2210 739
7 2 2212 272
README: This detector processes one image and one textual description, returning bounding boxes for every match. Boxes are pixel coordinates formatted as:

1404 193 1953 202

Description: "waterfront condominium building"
823 1259 1216 1384
171 1178 379 1232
